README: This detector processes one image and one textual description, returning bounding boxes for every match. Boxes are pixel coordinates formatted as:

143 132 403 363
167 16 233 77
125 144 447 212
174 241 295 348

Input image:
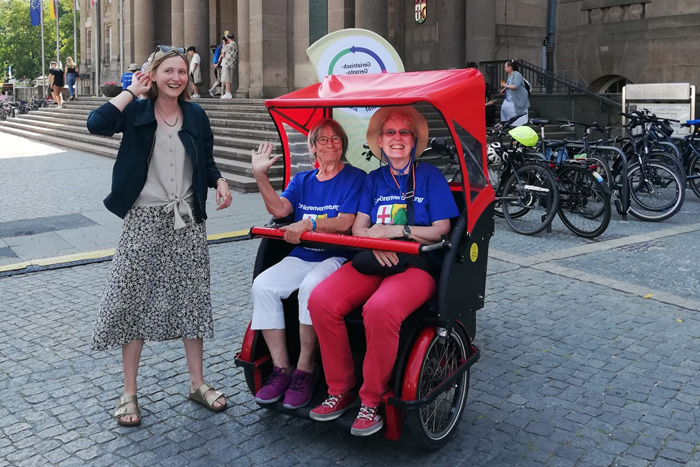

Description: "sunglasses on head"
155 45 186 55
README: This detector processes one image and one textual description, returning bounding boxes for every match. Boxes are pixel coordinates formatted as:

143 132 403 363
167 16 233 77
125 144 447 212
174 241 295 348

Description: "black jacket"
87 98 222 223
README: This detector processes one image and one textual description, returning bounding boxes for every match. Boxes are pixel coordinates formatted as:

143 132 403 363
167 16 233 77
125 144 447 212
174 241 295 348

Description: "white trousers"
251 255 347 329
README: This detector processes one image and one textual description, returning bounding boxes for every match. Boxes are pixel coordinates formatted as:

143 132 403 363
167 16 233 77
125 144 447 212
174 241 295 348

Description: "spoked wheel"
488 162 504 217
586 153 614 192
406 326 471 450
688 153 700 200
502 164 559 235
628 161 685 221
556 165 611 238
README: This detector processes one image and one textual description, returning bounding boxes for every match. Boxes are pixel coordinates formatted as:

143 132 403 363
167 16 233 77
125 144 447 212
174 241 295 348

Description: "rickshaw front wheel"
405 325 471 450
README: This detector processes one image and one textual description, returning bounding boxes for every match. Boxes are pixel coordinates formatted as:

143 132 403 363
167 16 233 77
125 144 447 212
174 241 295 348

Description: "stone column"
328 0 353 32
249 0 288 98
436 0 465 69
236 0 250 96
466 0 496 64
184 0 210 90
355 0 386 37
171 0 185 47
133 0 156 65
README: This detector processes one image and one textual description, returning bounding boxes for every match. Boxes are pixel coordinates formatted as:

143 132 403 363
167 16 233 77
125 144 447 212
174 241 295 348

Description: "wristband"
124 88 137 100
309 218 316 231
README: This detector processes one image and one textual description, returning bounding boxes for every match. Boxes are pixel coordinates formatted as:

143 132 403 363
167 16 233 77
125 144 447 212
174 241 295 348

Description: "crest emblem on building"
415 0 427 24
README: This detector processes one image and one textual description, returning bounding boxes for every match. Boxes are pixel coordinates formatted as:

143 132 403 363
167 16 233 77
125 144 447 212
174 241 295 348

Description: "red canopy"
266 69 485 148
265 69 492 233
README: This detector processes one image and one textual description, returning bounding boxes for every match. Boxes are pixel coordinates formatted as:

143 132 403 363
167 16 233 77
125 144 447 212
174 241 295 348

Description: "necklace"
155 106 179 127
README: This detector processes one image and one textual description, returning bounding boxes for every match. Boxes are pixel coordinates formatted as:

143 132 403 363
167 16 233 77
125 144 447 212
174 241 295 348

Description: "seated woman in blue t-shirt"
250 119 366 409
307 107 459 437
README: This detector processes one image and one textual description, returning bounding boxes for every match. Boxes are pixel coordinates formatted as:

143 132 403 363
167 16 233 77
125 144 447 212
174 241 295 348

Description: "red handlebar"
250 227 422 255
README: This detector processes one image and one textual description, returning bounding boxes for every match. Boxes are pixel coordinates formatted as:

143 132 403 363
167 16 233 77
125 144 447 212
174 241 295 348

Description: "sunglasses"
316 135 342 145
382 129 414 137
155 45 186 55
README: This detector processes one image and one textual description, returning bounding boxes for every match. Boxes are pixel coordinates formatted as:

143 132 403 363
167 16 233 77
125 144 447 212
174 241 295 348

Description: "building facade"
78 0 700 98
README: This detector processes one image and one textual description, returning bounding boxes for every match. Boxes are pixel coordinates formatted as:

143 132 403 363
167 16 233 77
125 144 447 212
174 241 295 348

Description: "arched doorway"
589 75 632 94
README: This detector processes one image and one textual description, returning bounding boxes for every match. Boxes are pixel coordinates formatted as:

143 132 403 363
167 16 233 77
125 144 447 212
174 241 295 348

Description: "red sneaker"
350 405 383 436
309 392 359 421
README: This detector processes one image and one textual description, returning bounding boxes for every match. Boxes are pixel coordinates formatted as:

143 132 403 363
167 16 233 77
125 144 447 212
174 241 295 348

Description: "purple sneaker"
254 366 293 404
282 366 318 409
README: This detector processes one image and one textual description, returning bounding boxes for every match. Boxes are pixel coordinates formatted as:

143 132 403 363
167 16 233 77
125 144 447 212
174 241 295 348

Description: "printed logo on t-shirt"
375 204 407 225
302 213 328 220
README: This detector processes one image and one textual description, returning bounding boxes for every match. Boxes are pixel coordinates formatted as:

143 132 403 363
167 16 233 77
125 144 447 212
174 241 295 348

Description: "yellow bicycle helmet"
508 125 539 147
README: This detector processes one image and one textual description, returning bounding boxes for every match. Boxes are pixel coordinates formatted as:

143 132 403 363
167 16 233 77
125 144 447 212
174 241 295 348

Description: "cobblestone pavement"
2 131 700 466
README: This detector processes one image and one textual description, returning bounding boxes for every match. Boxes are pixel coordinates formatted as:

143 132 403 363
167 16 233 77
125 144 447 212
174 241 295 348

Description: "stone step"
0 121 282 192
16 112 279 140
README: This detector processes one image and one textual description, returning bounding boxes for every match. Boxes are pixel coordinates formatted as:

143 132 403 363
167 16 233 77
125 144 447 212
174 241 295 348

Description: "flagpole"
55 0 60 64
40 0 46 99
73 1 78 60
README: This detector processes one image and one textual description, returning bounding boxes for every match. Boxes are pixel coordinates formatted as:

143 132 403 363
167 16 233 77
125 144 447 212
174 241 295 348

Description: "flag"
30 0 42 26
49 0 57 20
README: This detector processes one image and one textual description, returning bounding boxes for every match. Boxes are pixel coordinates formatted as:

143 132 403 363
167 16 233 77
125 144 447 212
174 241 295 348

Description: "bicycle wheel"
628 161 685 221
488 162 504 217
650 151 686 185
688 153 700 200
586 153 614 192
502 164 559 235
557 166 611 238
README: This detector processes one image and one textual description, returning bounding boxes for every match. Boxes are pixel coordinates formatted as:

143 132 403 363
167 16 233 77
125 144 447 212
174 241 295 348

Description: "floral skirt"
91 206 213 351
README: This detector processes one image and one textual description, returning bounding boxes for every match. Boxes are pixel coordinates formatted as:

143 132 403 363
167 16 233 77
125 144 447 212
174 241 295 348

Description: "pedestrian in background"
209 36 226 97
64 57 79 101
48 61 64 108
220 33 238 99
120 63 140 90
87 47 233 427
467 61 496 127
187 46 202 98
500 59 529 126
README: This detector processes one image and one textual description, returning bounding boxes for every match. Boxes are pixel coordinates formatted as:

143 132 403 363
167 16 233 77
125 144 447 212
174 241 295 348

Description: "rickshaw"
235 69 494 449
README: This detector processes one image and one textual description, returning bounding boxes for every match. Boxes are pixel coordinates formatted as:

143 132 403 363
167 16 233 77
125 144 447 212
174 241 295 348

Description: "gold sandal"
189 383 227 412
114 394 141 427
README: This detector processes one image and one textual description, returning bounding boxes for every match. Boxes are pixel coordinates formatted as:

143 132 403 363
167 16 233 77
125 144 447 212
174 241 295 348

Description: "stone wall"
556 0 700 91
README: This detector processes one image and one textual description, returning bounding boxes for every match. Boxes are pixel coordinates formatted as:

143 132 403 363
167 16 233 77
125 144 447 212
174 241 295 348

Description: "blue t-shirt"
358 163 459 227
120 72 133 90
282 164 366 262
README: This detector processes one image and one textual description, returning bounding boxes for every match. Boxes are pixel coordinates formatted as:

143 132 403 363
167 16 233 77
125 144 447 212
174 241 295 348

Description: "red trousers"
308 262 436 407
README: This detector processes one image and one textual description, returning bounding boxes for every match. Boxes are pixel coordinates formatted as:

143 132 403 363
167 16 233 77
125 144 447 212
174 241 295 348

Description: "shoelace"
356 406 377 420
288 372 311 392
321 394 341 408
265 367 286 386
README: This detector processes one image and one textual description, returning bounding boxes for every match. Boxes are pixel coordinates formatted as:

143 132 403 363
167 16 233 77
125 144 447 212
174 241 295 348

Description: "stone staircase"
0 97 283 193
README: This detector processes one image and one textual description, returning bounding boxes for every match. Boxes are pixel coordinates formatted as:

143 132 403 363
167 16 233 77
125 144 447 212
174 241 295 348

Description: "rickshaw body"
235 69 494 448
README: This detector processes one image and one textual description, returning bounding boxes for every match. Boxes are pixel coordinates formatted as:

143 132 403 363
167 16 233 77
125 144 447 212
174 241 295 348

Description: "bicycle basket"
508 126 539 147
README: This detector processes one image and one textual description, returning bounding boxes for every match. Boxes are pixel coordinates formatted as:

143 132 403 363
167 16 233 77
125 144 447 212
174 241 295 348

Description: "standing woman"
64 57 79 101
87 48 233 427
48 61 64 108
499 60 529 126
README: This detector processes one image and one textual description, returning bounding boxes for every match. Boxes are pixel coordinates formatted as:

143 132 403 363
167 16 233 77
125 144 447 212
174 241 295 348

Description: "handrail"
481 60 622 111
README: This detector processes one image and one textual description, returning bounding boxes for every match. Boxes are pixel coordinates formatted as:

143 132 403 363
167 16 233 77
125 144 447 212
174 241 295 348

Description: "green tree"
0 0 79 82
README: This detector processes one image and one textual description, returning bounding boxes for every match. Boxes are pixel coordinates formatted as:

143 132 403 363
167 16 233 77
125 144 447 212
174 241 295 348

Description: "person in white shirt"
187 46 202 98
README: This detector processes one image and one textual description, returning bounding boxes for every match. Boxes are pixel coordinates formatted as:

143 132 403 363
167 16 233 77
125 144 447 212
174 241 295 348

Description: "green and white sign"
307 29 405 171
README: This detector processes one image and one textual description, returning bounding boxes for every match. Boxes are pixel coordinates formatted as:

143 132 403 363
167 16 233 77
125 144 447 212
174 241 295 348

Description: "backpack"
523 78 532 95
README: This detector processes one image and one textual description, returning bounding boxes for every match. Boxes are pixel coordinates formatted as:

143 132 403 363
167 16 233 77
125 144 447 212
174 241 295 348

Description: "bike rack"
563 143 629 219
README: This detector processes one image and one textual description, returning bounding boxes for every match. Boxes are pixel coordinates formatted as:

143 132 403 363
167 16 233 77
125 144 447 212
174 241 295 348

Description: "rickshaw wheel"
406 325 470 449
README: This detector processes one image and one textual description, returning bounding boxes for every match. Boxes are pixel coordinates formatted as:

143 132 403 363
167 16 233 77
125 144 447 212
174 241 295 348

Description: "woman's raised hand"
127 71 152 96
251 142 279 177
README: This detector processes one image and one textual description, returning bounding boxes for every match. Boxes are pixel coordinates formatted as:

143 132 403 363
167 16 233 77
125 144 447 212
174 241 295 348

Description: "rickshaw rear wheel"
405 325 471 450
